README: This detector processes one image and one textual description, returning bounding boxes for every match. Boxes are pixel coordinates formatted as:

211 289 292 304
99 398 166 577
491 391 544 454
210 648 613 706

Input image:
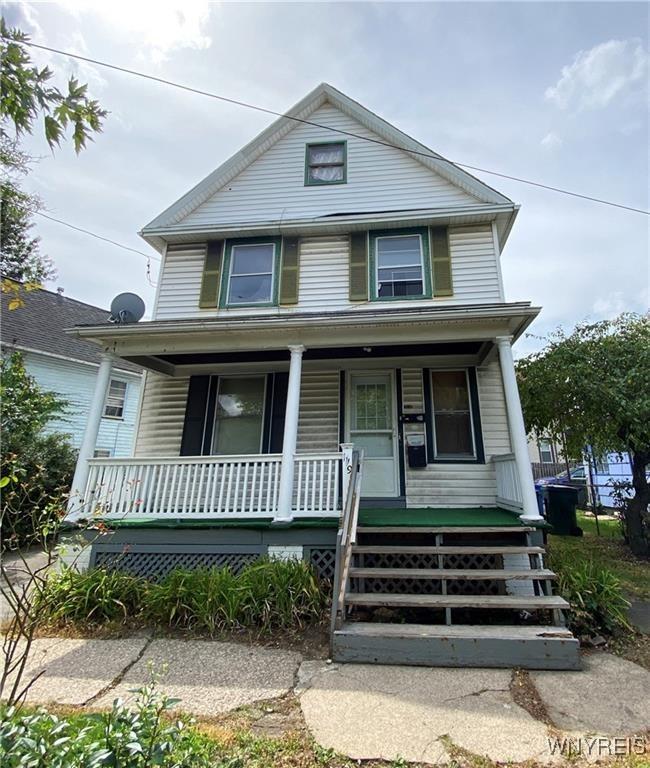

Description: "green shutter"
430 227 453 297
199 240 224 308
349 232 369 301
279 237 300 305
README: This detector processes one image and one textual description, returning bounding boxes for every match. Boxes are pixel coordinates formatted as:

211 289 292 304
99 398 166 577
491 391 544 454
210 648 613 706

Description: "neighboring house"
67 83 578 668
1 287 142 457
527 433 571 479
586 451 634 509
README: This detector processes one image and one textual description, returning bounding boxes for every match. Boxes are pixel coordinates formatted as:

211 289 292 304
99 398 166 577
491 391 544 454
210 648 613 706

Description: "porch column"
67 352 113 518
275 345 305 522
495 336 542 522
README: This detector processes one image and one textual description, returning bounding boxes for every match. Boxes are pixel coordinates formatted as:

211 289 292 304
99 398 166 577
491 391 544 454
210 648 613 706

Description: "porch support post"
275 345 305 522
340 443 354 504
495 336 542 522
67 352 113 518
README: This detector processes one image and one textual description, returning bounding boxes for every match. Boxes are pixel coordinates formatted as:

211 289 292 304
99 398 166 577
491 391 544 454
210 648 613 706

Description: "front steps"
331 524 580 670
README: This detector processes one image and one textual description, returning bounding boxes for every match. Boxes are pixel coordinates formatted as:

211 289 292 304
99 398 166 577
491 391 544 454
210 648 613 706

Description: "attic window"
305 142 346 185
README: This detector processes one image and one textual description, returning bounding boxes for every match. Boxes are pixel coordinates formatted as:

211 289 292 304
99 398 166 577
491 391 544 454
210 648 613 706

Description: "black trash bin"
544 484 582 536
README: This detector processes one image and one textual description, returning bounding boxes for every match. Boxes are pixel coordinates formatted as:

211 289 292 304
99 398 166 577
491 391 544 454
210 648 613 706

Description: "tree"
517 314 650 556
0 20 107 297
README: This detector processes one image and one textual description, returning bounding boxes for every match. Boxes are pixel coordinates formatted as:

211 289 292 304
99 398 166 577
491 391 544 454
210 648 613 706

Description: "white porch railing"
493 453 524 512
83 453 342 521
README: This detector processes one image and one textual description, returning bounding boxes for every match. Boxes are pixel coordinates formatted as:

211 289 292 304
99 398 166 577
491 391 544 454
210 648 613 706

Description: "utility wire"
35 212 159 286
11 37 650 216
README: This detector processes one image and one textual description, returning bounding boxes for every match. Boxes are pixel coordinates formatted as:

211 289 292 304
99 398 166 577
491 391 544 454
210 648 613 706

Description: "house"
0 287 142 457
527 433 570 478
66 83 579 669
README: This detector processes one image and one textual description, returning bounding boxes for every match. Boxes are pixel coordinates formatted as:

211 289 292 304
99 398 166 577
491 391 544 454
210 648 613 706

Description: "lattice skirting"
353 552 504 596
306 547 336 583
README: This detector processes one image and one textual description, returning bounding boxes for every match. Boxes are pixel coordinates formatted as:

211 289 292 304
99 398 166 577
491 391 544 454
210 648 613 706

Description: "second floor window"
375 234 425 298
305 142 346 185
227 242 276 305
104 379 127 419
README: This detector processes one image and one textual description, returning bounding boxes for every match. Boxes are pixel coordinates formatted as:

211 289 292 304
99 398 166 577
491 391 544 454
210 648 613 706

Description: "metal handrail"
330 449 363 637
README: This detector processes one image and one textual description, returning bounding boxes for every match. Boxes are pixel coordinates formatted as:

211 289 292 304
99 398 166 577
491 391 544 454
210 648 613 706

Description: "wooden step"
332 622 580 670
349 567 556 581
352 545 544 555
344 593 569 610
357 526 535 534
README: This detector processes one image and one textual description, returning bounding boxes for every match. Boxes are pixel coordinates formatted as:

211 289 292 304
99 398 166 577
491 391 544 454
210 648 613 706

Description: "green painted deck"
81 507 532 530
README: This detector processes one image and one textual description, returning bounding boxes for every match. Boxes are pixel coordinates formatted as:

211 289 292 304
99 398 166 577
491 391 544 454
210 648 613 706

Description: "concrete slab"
96 639 301 716
4 638 149 706
532 652 650 735
298 663 557 765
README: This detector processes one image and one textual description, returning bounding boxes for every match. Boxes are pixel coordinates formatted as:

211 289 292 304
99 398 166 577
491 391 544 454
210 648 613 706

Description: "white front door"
347 372 399 497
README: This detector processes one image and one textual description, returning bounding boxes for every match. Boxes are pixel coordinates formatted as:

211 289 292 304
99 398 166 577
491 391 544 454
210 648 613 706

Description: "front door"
347 372 399 497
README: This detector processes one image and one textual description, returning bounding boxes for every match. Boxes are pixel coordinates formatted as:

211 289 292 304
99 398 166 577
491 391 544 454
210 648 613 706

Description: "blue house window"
104 379 127 419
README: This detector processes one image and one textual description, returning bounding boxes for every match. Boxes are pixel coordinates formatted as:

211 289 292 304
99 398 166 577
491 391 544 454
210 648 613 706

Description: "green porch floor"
82 507 529 530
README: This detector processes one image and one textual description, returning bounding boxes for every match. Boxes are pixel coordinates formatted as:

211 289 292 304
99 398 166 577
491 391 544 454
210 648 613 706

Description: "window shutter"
199 240 224 308
180 376 216 456
279 237 300 305
430 227 453 297
269 372 289 453
349 232 368 301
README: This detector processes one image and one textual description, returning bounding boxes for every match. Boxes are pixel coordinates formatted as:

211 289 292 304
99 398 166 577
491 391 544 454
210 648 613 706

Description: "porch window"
212 376 266 455
103 379 127 419
226 242 276 306
376 235 424 298
430 370 476 459
305 141 346 185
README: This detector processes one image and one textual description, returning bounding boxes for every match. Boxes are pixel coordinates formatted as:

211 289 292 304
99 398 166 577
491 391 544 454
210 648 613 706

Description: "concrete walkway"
5 637 649 765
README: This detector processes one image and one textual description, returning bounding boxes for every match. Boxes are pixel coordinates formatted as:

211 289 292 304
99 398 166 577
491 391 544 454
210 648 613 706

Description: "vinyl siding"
154 226 501 320
401 361 511 508
296 371 340 453
134 373 190 457
179 103 480 229
20 351 140 457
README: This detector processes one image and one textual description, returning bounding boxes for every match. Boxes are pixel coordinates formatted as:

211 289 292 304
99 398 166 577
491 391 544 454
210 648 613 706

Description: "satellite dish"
109 293 145 324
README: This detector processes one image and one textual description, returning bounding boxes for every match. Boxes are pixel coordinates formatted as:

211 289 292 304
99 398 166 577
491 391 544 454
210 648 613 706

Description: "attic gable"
142 83 512 237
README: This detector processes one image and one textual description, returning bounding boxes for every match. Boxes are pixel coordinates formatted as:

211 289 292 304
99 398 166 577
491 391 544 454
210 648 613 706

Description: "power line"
11 37 650 216
35 212 159 286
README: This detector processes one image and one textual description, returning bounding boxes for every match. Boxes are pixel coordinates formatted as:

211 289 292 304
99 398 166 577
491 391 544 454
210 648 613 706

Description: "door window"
351 378 393 458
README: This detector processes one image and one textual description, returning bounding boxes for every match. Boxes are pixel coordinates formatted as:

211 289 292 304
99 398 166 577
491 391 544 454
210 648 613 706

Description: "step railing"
493 453 524 512
330 449 363 636
83 453 342 520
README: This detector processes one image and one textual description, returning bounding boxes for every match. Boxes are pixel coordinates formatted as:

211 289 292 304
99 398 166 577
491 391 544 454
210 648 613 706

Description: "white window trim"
210 374 268 455
430 368 477 460
374 233 425 299
103 378 128 421
226 242 276 306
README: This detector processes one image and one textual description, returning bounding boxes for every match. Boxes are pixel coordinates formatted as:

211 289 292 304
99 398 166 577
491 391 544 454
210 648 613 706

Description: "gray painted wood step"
356 526 535 534
349 567 557 580
332 622 581 670
345 593 569 610
352 545 544 555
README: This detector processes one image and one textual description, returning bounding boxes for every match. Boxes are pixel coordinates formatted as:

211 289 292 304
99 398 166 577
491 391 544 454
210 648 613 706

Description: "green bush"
548 552 631 637
0 682 216 768
38 558 328 635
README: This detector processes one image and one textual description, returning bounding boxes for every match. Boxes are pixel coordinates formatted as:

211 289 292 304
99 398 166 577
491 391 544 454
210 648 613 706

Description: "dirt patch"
610 632 650 671
509 668 554 727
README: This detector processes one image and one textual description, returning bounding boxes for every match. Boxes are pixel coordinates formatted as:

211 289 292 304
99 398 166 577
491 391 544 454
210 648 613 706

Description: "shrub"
38 558 328 635
549 552 631 637
0 682 216 768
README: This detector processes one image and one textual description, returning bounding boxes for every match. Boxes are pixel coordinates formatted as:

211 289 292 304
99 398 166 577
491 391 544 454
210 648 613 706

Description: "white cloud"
57 1 213 64
540 131 563 149
592 291 628 318
545 39 649 110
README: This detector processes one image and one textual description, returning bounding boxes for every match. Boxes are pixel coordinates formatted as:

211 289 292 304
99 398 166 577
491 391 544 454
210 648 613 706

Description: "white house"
1 287 142 457
66 84 579 669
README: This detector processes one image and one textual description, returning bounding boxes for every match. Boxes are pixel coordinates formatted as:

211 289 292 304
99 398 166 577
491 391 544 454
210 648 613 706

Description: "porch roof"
67 302 540 376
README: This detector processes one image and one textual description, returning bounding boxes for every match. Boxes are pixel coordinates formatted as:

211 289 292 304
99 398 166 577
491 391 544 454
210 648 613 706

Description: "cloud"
540 131 563 149
545 39 649 110
58 1 213 64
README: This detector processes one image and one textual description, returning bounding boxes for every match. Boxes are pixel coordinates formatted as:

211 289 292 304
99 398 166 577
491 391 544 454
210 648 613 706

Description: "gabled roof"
0 287 141 374
141 82 513 242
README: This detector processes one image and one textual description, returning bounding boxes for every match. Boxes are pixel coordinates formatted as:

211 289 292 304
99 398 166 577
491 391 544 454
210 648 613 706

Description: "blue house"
1 287 142 457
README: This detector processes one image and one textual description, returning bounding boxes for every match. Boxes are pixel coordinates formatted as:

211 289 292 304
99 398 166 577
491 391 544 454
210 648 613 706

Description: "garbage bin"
544 484 582 536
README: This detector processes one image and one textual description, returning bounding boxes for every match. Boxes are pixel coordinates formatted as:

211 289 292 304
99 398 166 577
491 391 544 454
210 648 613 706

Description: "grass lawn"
548 511 650 599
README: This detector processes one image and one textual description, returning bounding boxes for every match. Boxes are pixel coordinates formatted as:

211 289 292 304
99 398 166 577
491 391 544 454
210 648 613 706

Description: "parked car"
535 466 588 507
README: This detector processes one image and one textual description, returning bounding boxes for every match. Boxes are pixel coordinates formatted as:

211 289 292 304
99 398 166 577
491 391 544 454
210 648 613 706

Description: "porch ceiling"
67 302 539 376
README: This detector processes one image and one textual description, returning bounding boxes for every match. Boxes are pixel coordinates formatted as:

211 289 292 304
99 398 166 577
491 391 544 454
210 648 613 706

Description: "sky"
2 0 649 356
